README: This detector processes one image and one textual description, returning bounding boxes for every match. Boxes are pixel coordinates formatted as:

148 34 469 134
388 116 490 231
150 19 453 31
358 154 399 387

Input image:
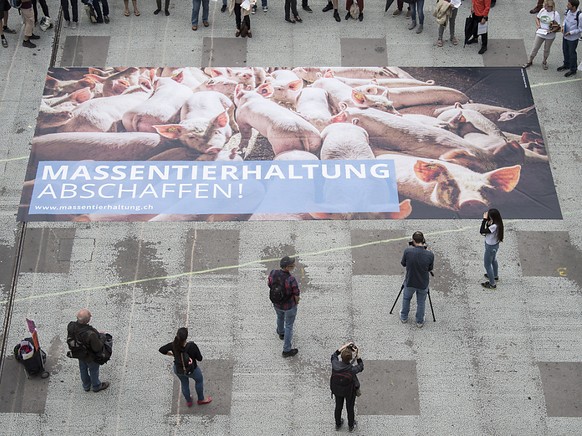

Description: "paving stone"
357 360 420 415
170 359 233 416
0 356 49 414
185 230 240 275
482 39 527 67
341 38 387 66
538 362 582 417
61 36 110 67
20 228 76 274
351 230 405 275
202 37 247 67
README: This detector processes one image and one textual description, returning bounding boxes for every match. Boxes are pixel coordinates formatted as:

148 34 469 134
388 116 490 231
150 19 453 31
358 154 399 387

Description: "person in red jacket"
467 0 491 54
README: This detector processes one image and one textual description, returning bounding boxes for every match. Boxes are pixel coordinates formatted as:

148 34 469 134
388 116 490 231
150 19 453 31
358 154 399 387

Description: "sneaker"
392 9 401 15
451 36 458 45
335 418 344 430
93 381 110 392
400 318 408 324
83 386 91 392
29 33 40 40
349 421 357 432
436 39 443 47
416 322 424 328
104 15 110 23
203 21 209 27
192 25 198 31
408 21 416 30
23 40 37 48
186 397 193 407
322 2 333 12
64 20 71 27
165 9 170 16
405 9 411 17
252 4 256 13
557 65 568 71
542 61 548 70
483 274 499 281
345 11 351 20
333 10 340 21
3 26 16 34
277 332 284 340
1 37 7 48
416 24 423 33
481 281 496 289
71 21 77 29
197 396 212 405
221 4 227 12
263 6 268 11
153 8 161 14
358 12 363 21
466 37 477 45
478 46 487 55
565 71 577 77
282 348 298 358
303 5 313 12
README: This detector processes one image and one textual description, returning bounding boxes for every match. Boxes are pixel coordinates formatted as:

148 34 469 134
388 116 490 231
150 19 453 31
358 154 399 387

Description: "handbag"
178 350 193 375
549 20 561 33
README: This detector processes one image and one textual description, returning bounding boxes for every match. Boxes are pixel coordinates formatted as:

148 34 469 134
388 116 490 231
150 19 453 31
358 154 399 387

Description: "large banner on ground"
18 66 561 221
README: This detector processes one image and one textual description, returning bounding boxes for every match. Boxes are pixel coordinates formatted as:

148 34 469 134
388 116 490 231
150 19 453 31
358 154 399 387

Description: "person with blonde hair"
523 0 561 70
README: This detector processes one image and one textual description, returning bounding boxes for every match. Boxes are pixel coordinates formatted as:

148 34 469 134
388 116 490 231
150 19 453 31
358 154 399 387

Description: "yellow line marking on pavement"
531 77 582 88
0 156 28 163
1 226 479 306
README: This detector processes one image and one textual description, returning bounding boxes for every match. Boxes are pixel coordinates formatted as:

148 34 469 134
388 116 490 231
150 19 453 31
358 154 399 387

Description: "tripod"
389 273 436 322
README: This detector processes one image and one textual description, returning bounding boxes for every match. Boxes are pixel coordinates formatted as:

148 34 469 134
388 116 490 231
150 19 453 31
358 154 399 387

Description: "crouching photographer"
330 341 364 432
400 231 434 328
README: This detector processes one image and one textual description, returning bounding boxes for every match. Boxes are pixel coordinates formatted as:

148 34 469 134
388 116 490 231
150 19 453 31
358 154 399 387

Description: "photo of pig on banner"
18 66 561 222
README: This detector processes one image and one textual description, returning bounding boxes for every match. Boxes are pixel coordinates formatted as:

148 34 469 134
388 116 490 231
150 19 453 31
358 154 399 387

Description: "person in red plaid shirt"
268 256 301 358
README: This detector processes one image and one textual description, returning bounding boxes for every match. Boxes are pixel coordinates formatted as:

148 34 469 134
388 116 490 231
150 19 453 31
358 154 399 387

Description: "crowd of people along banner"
18 66 561 222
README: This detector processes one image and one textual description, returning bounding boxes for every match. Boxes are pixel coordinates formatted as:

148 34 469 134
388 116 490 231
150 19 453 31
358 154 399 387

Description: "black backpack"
269 270 290 304
330 369 355 398
93 333 113 365
66 322 90 359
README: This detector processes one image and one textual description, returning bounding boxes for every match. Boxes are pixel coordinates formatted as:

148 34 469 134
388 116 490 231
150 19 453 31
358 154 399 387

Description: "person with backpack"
557 0 582 77
159 327 212 407
268 256 300 357
66 309 110 392
330 342 364 432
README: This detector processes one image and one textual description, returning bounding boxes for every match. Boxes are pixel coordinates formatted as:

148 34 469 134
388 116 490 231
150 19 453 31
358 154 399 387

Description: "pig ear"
173 71 185 83
439 149 476 163
352 90 366 105
153 124 184 139
413 160 447 182
492 140 525 166
459 114 467 123
210 69 224 77
387 199 412 220
454 102 463 109
486 165 521 192
257 83 274 98
323 69 334 78
71 87 93 103
331 111 347 123
213 112 229 129
138 77 153 91
288 80 303 92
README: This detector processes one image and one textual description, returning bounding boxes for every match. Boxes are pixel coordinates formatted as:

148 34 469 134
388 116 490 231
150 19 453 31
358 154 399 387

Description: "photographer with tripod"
400 231 434 328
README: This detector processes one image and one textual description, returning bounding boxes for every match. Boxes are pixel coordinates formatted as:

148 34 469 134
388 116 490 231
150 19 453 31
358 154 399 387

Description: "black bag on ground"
14 338 47 377
269 270 290 304
330 369 355 398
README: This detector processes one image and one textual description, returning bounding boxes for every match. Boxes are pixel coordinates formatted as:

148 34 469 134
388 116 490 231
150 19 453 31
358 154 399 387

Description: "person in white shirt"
523 0 561 70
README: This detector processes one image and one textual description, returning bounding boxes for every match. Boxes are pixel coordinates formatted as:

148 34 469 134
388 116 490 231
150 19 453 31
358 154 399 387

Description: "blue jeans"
174 364 204 401
562 38 579 73
191 0 209 25
274 305 297 352
400 286 428 324
79 360 101 391
410 0 424 24
484 242 499 286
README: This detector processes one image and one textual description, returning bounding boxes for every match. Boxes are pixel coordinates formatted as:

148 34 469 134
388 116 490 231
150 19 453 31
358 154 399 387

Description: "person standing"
61 0 79 28
66 309 110 392
408 0 425 33
230 0 253 37
467 0 491 54
330 342 364 433
345 0 363 21
391 0 410 17
481 208 503 289
154 0 170 15
2 0 18 35
557 0 582 77
400 231 434 328
31 0 50 25
322 0 341 22
269 256 300 357
284 0 301 23
159 327 212 407
92 0 110 23
20 0 39 48
435 0 460 46
191 0 209 30
123 0 139 16
523 0 560 70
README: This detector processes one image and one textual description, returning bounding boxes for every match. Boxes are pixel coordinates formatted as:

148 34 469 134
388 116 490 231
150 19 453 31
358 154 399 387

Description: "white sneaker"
64 20 71 28
263 5 268 11
71 21 77 29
